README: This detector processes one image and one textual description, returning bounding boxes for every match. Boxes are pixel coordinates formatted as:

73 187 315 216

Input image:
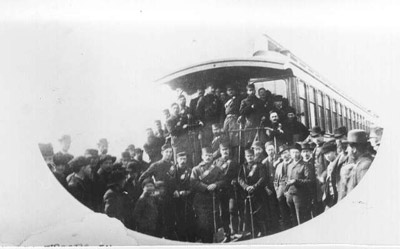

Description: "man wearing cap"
238 149 267 237
212 143 239 241
283 108 309 145
54 135 74 176
273 144 293 230
143 128 165 164
103 169 131 225
190 147 224 243
211 123 229 160
285 144 312 226
138 144 177 240
320 140 339 208
307 126 328 217
171 152 196 242
345 129 374 195
196 82 224 147
67 156 95 210
261 142 281 234
223 84 241 159
239 83 264 148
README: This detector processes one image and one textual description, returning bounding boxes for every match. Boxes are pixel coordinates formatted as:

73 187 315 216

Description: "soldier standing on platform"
190 147 224 243
172 152 196 242
223 85 241 160
213 143 239 242
239 83 264 148
238 149 267 238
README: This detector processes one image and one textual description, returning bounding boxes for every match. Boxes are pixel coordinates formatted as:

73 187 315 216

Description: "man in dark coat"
103 169 131 225
189 88 205 119
190 147 224 243
52 152 69 189
97 138 111 161
238 149 267 238
223 85 241 160
213 143 239 242
132 178 159 236
54 135 74 176
92 154 116 212
299 142 316 219
143 128 165 164
283 108 309 145
239 83 264 148
138 144 177 240
171 152 196 242
265 111 287 148
321 140 339 208
66 156 95 210
261 141 280 234
285 144 312 226
196 83 224 147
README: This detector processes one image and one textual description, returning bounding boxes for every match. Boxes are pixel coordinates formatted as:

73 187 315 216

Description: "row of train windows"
298 80 370 134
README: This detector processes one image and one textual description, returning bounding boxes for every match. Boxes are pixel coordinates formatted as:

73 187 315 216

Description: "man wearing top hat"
212 143 239 242
190 147 224 243
66 156 95 210
261 141 280 234
285 143 312 226
138 144 177 240
54 135 74 176
346 129 374 194
273 144 293 230
307 126 329 217
171 152 196 242
238 149 267 237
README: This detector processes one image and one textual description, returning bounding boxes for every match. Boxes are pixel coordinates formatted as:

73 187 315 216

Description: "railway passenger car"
156 35 379 137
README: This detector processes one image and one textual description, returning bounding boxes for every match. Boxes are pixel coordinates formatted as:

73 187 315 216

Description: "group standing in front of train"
39 82 381 243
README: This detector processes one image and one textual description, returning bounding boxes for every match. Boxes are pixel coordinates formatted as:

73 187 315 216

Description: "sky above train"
0 0 398 156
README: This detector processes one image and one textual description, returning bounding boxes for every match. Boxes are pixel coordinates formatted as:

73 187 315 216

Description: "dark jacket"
238 161 266 196
239 95 264 128
138 159 176 193
132 194 159 235
286 158 312 198
143 136 165 163
213 157 238 191
103 186 131 224
196 94 223 124
67 174 94 210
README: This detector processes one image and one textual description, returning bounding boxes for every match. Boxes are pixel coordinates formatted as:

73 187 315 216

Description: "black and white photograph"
0 0 399 247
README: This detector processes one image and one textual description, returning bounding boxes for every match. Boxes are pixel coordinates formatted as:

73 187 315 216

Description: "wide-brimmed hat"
251 141 264 149
68 156 89 172
310 126 325 137
107 169 127 187
290 143 302 151
333 126 348 138
98 155 116 165
278 144 290 155
299 142 313 151
345 129 369 144
321 140 337 154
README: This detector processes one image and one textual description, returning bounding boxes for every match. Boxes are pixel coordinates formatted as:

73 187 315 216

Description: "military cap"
333 126 348 138
98 155 116 165
176 151 187 158
58 134 71 142
97 138 108 146
202 147 213 154
299 142 313 151
219 142 230 149
68 156 89 172
251 141 264 149
346 129 369 144
121 151 131 160
161 144 172 151
84 149 99 158
107 169 127 187
244 148 254 155
273 95 283 102
278 144 290 155
286 107 296 115
290 143 302 151
310 126 325 137
141 177 155 189
321 140 337 154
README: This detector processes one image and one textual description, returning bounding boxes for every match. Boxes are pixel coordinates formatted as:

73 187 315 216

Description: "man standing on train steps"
283 107 309 145
223 84 241 160
265 111 287 148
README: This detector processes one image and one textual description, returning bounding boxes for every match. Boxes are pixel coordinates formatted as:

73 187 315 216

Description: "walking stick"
247 194 255 239
212 191 224 243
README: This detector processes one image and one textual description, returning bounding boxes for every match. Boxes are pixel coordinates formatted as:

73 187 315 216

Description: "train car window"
325 95 332 133
298 81 307 126
317 91 325 130
331 99 337 130
343 106 348 129
308 86 317 128
337 102 342 127
253 79 287 98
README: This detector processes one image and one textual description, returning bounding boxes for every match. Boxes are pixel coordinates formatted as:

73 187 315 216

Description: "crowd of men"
38 82 382 243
